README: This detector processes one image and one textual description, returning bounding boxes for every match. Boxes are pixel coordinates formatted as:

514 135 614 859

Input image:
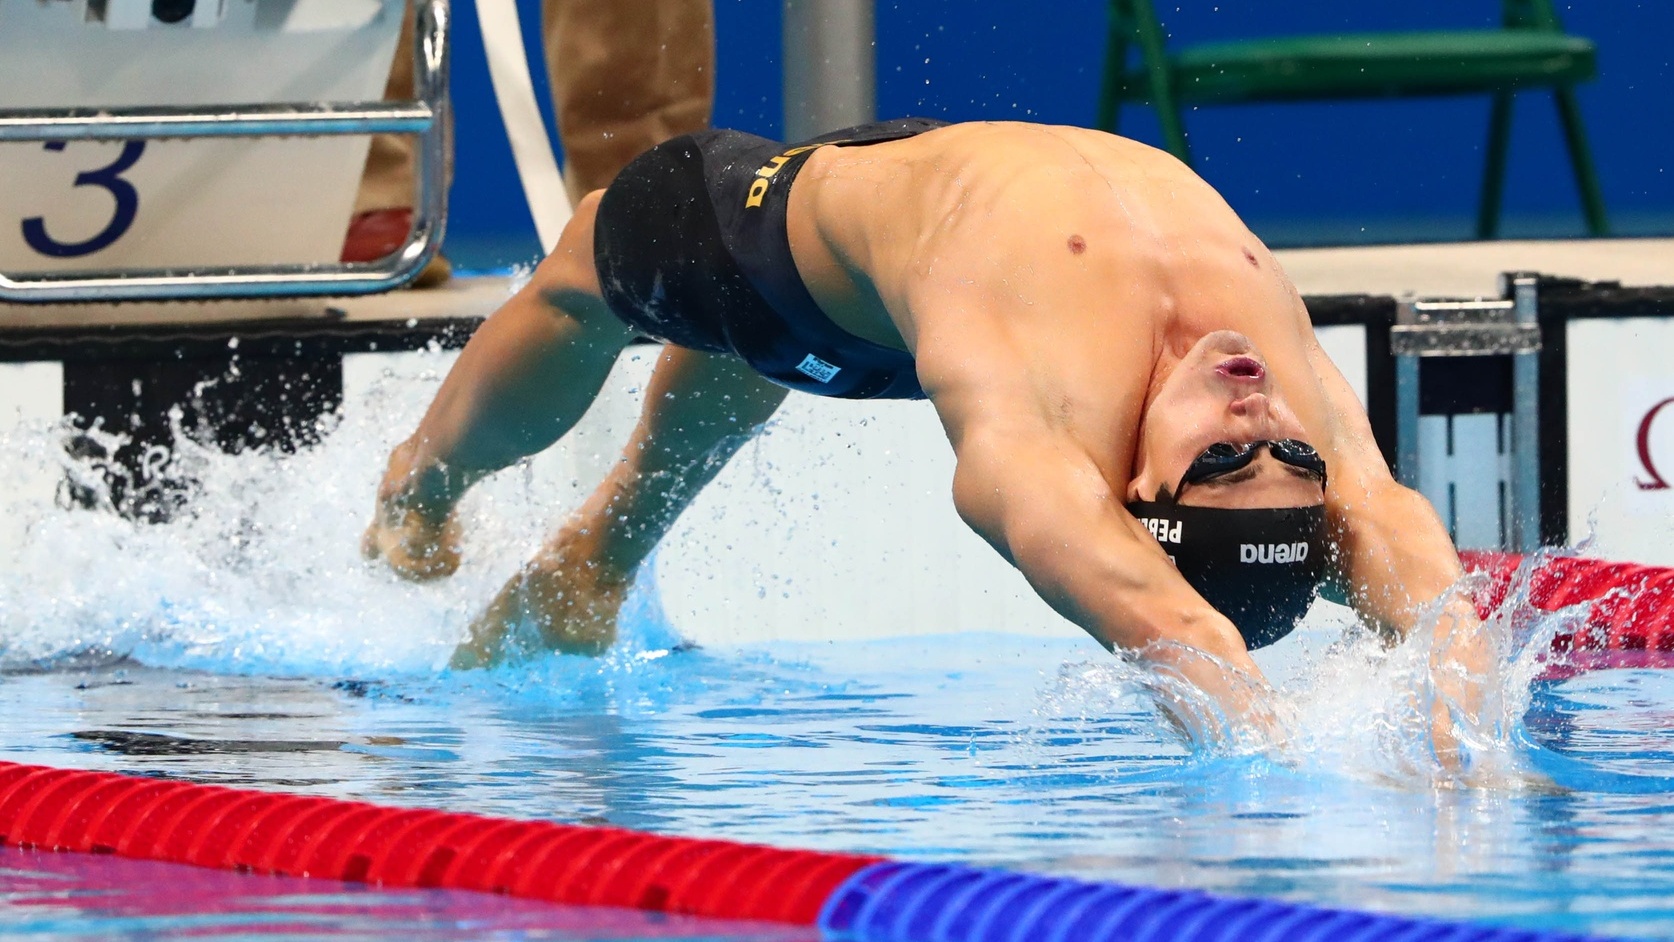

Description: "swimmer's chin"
1198 329 1256 356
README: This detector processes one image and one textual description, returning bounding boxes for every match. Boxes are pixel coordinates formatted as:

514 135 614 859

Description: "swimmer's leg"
456 347 789 664
366 191 633 581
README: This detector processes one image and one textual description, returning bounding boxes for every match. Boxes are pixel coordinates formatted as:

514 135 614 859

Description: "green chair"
1098 0 1609 238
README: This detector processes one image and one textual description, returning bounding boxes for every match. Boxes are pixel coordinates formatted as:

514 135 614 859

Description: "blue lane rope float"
817 861 1598 942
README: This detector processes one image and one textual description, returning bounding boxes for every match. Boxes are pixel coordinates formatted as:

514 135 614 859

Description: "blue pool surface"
2 634 1673 940
0 844 814 940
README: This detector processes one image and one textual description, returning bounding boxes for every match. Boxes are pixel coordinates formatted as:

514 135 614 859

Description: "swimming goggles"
1178 440 1327 493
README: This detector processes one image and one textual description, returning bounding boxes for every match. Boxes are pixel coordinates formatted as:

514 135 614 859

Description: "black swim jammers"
593 119 948 400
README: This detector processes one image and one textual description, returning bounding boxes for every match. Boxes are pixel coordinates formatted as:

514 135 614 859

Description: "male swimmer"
365 119 1485 743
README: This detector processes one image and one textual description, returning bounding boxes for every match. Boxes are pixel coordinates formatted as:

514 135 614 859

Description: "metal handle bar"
0 0 451 305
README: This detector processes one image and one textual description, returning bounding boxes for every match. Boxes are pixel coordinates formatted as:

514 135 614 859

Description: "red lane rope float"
1462 551 1674 677
0 761 880 924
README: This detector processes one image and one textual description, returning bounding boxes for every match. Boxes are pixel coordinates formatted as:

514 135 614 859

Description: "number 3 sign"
21 140 147 259
0 0 406 281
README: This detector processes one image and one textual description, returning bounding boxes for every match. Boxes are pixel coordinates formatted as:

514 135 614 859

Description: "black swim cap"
1125 500 1329 649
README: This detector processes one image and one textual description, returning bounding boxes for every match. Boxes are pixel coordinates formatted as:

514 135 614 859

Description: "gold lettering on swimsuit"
744 143 826 208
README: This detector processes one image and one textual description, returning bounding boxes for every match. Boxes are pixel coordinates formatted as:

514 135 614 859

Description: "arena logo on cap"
1241 542 1309 564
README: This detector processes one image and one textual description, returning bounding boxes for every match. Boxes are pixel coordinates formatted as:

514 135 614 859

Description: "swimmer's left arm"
1303 339 1466 636
1305 339 1489 765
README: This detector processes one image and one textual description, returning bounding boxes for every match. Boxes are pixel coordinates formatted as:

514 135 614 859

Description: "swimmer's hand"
451 541 629 668
1426 594 1493 778
363 439 464 582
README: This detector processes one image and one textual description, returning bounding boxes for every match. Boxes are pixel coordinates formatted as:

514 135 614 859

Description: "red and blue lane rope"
0 759 1601 941
0 551 1651 942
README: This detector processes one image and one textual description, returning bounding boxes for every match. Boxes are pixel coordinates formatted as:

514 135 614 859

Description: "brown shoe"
342 208 452 289
411 252 453 289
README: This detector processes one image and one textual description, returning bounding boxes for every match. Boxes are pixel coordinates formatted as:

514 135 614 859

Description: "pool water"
2 355 1673 940
3 636 1674 939
0 843 814 940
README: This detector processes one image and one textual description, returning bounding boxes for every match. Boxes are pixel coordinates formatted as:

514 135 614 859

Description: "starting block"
1392 274 1542 553
0 0 460 520
0 0 448 303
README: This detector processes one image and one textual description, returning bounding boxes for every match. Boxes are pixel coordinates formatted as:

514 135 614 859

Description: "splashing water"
0 349 680 680
1028 554 1657 794
4 356 1674 937
0 349 1667 800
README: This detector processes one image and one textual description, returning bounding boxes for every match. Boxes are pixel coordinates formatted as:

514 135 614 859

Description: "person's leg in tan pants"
544 0 714 201
347 0 714 283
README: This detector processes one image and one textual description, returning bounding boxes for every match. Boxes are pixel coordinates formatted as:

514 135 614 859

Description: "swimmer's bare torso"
785 121 1329 502
780 123 1466 668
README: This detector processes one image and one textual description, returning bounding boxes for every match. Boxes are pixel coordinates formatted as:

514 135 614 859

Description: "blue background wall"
445 0 1673 271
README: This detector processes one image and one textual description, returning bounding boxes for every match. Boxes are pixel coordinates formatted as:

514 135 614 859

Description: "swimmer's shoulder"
907 121 1175 160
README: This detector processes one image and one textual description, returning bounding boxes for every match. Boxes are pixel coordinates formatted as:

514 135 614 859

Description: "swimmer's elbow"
950 446 1107 574
951 460 1008 551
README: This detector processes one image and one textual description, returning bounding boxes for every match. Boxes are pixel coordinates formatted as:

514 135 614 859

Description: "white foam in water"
0 347 624 676
0 344 923 676
1031 563 1599 791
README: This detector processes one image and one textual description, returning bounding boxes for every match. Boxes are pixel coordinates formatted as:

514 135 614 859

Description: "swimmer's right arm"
1303 335 1489 769
943 412 1280 734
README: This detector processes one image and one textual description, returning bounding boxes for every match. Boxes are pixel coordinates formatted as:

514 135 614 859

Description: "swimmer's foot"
362 507 462 582
364 439 465 582
452 551 630 668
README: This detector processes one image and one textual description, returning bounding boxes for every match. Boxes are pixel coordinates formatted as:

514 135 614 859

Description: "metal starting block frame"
0 0 450 304
1393 272 1542 552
